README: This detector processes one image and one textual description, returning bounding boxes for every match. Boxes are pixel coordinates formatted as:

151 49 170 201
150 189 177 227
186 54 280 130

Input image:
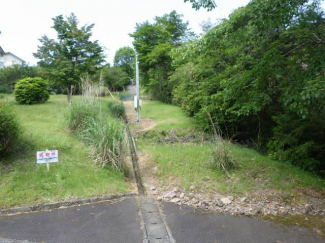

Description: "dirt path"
123 101 156 134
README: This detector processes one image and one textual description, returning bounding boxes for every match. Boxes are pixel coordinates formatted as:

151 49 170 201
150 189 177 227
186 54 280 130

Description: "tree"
184 0 216 11
103 66 129 91
170 0 325 176
113 47 135 79
34 13 105 106
130 11 191 102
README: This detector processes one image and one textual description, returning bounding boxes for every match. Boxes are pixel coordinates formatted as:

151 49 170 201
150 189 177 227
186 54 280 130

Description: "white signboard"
133 96 142 108
134 95 138 108
37 150 58 164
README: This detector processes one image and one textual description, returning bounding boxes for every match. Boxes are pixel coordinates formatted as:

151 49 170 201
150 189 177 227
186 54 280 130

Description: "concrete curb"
0 192 137 216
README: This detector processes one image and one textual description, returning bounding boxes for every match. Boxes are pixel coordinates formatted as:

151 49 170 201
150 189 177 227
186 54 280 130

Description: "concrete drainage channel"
125 119 175 243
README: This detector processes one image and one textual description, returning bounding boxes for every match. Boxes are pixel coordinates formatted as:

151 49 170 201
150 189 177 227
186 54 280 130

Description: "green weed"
0 95 128 208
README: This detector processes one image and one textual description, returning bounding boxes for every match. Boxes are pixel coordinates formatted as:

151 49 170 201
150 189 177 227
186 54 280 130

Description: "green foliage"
114 46 135 79
14 77 50 104
34 13 105 105
103 66 129 91
0 102 21 157
64 100 99 133
118 91 132 100
0 95 128 207
81 117 127 170
107 99 126 119
169 0 325 176
184 0 216 11
0 65 39 93
65 99 127 170
130 11 192 102
0 85 10 94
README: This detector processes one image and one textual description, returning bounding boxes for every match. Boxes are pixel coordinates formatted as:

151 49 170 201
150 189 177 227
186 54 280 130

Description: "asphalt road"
0 197 323 243
161 201 324 243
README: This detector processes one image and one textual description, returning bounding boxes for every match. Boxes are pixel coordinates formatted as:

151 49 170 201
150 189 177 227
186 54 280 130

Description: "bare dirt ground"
123 101 156 134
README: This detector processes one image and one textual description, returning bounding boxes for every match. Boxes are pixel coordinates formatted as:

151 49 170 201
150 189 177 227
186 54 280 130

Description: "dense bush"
107 99 125 119
65 100 127 170
0 102 21 157
0 65 39 93
65 100 100 133
168 0 325 176
130 0 325 176
103 66 129 91
14 77 49 104
0 85 10 94
81 117 127 170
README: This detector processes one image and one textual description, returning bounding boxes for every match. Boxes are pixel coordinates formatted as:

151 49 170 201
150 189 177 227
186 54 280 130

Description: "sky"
0 0 251 66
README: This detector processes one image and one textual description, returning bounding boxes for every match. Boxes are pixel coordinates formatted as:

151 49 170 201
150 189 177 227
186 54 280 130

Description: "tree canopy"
130 11 192 102
114 46 135 80
131 0 325 176
184 0 216 11
34 13 105 105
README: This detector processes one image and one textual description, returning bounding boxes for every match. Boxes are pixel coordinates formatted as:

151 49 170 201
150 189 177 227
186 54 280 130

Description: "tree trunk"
67 85 73 107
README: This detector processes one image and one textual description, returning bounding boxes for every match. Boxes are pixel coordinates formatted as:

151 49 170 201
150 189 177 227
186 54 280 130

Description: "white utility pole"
135 52 140 122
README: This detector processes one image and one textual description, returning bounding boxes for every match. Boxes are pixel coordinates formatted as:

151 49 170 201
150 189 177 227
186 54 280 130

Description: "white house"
0 46 25 68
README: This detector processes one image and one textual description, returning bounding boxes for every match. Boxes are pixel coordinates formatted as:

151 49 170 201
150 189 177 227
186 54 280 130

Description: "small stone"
163 191 176 199
227 196 234 201
304 204 313 214
180 193 185 198
171 198 181 203
173 187 179 192
150 186 156 191
168 192 177 199
240 197 247 202
220 198 232 205
189 185 195 190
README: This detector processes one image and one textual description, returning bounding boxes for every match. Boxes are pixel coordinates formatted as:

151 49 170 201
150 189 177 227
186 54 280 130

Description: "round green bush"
14 77 50 104
0 102 21 157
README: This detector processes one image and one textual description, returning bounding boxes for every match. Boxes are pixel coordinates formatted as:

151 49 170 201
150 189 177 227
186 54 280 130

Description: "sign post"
37 150 58 171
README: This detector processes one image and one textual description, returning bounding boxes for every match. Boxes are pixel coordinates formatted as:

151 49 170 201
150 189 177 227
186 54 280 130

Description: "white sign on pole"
134 95 138 108
133 96 142 109
37 150 58 164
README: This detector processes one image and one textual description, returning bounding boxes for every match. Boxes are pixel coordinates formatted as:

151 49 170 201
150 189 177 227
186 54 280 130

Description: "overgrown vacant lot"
134 100 325 197
0 95 129 208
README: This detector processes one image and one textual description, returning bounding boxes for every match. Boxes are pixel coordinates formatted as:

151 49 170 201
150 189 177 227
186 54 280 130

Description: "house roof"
5 52 25 63
0 46 25 63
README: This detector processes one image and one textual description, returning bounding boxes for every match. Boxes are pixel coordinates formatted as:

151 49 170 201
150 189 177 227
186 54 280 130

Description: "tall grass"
65 97 127 170
81 118 127 170
65 100 100 133
207 112 235 175
107 99 126 119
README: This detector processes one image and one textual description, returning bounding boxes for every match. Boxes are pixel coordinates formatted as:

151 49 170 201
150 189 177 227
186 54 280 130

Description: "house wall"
0 53 24 68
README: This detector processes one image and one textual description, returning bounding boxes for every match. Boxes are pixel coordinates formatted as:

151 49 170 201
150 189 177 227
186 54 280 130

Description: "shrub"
0 102 21 157
65 100 127 170
0 85 10 94
107 99 125 119
65 100 100 133
118 91 132 101
14 77 49 104
81 118 127 170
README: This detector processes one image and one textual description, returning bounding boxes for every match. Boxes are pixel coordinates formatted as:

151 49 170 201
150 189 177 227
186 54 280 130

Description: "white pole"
135 52 140 122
